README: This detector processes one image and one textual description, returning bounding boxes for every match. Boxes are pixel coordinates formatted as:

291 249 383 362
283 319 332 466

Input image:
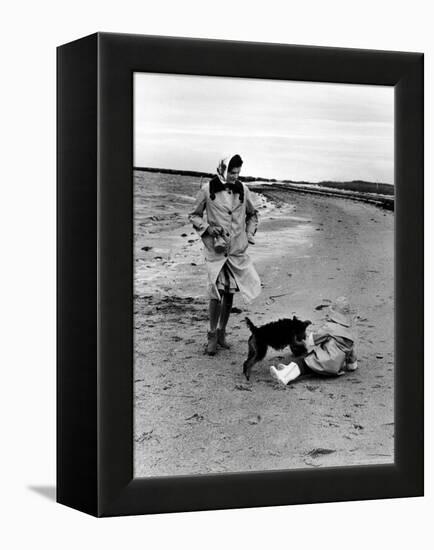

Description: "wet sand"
133 171 394 477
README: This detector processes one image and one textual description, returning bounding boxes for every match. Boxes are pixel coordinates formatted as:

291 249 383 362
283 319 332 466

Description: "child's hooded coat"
304 320 357 375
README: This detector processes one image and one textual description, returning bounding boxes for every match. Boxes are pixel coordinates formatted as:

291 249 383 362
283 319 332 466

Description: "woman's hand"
207 225 223 237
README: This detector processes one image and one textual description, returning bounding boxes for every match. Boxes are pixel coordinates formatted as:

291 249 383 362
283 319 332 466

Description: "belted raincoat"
188 176 261 302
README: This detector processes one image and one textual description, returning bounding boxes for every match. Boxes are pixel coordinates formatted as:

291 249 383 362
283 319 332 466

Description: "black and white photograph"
3 0 429 541
133 73 394 477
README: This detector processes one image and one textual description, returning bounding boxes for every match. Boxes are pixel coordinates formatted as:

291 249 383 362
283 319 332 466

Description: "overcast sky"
134 73 394 183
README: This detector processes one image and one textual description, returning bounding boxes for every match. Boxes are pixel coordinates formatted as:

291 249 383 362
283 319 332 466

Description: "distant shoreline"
251 184 394 211
133 166 394 197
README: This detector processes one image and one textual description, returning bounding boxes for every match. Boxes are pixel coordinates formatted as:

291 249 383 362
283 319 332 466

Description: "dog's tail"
245 317 257 333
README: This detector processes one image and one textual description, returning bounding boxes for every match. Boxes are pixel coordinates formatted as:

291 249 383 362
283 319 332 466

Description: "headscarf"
216 155 237 184
210 154 244 202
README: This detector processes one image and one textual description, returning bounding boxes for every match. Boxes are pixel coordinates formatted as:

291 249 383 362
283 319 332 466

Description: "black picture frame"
57 32 424 517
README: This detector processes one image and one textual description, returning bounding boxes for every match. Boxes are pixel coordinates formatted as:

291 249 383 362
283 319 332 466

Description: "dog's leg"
243 336 258 381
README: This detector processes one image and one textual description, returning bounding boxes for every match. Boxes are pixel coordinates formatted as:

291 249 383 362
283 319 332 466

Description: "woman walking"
188 154 261 355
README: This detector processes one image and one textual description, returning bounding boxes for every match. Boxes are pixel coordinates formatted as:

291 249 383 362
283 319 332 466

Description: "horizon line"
133 165 393 187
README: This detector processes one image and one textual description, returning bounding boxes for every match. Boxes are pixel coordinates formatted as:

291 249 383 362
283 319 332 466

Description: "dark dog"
243 316 311 380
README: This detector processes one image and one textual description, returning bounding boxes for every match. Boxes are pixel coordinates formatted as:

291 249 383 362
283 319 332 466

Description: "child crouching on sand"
270 297 358 385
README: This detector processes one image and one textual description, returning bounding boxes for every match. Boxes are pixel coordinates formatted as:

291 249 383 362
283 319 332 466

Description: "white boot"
270 362 301 385
347 360 358 371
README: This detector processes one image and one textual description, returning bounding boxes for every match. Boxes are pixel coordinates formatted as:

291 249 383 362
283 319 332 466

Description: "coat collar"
209 176 244 203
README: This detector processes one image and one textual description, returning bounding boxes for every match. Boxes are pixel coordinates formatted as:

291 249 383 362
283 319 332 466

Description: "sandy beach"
133 170 394 477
